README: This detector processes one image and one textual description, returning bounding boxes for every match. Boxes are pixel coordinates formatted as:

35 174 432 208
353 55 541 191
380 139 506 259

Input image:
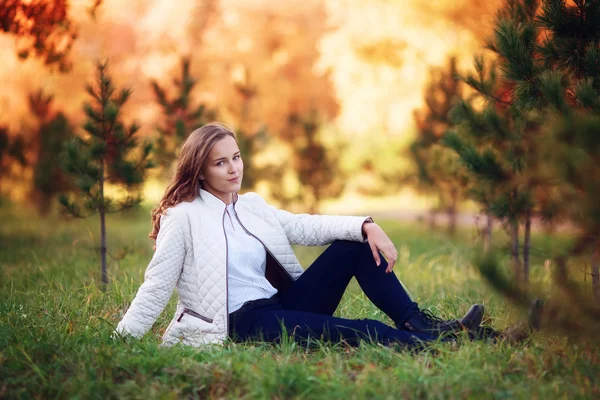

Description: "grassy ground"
1 203 599 399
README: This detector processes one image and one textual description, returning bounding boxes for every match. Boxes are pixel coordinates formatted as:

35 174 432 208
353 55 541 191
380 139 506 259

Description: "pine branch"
582 43 600 82
459 70 513 106
574 78 600 113
482 107 513 139
537 69 569 112
151 81 171 109
494 19 539 82
443 131 509 183
58 194 88 219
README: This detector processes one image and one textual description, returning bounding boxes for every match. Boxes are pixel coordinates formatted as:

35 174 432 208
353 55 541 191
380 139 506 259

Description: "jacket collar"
197 188 239 211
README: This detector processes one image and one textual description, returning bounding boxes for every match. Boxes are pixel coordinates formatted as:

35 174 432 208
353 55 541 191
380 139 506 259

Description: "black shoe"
401 304 485 334
459 304 485 331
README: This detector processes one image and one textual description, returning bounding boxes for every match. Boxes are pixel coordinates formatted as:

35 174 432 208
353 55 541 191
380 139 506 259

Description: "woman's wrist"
361 217 375 239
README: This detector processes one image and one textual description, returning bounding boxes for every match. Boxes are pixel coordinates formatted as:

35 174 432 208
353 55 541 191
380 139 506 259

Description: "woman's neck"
202 187 234 205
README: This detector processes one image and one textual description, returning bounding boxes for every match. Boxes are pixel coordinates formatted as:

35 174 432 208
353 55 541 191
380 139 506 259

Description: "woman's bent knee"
329 240 369 253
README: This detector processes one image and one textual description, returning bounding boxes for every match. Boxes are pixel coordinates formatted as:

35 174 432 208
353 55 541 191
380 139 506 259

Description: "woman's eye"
234 155 240 160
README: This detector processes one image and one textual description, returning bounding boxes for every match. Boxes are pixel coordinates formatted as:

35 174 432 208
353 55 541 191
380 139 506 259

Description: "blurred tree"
444 62 539 282
541 112 600 301
419 0 504 38
462 0 600 340
59 61 154 288
318 0 505 145
497 0 600 300
26 89 75 215
151 57 214 178
0 126 27 198
0 0 102 72
226 65 270 192
288 110 345 213
444 0 546 283
205 1 338 140
410 56 469 236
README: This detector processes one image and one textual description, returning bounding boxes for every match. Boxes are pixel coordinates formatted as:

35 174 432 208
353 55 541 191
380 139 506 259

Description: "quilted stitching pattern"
115 208 187 338
115 190 370 347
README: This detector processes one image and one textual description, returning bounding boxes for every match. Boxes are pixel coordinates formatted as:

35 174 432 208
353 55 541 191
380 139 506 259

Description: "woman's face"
201 136 243 204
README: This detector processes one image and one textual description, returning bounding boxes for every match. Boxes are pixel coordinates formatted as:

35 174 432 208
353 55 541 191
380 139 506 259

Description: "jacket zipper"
233 211 294 281
177 307 214 323
221 208 230 336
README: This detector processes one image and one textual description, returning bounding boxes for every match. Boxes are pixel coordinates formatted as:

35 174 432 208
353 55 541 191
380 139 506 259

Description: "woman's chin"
227 181 242 192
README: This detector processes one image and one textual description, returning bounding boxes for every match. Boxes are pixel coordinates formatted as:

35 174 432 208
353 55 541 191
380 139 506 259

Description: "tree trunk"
592 244 599 302
483 213 492 253
556 255 567 281
511 219 521 282
313 185 321 214
523 212 531 284
99 156 107 289
100 209 107 288
447 189 457 237
428 208 437 230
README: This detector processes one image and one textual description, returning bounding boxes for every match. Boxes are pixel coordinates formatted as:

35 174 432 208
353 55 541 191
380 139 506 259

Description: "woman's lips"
228 177 240 183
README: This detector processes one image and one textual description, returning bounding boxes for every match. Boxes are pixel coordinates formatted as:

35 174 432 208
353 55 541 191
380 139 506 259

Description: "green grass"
1 203 599 399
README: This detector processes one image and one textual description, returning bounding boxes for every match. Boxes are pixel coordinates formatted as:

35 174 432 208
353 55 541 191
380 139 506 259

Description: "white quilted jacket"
115 188 369 347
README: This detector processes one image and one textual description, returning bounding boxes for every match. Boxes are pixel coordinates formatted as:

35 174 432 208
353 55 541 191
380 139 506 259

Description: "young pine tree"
0 127 27 198
59 61 154 288
288 110 345 213
228 68 271 191
470 0 600 336
501 0 600 300
538 0 600 302
151 57 213 177
444 0 546 283
27 90 75 215
410 56 469 236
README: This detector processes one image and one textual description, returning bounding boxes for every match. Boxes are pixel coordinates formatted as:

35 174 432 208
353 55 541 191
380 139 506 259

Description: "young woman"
114 122 486 348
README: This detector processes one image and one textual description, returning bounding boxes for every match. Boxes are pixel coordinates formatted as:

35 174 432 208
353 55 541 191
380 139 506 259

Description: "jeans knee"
330 240 369 254
328 240 382 269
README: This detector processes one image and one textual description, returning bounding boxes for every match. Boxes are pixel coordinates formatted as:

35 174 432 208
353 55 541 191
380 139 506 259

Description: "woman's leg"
278 240 418 327
230 300 441 348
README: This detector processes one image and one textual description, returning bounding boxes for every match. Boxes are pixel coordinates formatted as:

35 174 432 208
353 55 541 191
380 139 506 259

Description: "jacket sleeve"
260 197 371 246
114 211 187 339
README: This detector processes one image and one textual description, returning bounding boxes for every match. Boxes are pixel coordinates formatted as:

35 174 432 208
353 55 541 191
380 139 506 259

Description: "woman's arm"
270 206 371 246
260 195 398 272
114 211 187 339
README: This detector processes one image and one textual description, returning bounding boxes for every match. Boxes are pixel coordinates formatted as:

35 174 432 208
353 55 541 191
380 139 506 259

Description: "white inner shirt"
224 203 278 314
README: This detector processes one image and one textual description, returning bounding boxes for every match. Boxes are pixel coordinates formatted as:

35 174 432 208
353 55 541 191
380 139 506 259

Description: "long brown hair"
149 122 237 242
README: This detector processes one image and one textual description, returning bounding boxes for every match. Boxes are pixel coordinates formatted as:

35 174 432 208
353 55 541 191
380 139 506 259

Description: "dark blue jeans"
228 240 439 347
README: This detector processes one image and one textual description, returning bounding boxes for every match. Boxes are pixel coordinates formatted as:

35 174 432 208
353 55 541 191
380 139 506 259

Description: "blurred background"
1 5 600 394
0 0 501 216
3 0 600 302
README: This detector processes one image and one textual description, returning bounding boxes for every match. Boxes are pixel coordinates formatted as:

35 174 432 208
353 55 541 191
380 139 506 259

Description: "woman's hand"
362 222 398 273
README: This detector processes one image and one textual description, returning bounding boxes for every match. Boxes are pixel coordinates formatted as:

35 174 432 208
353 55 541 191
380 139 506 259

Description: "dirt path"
364 209 571 233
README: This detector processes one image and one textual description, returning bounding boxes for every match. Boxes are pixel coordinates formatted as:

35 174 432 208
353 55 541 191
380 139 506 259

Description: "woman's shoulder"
238 191 268 206
162 200 196 220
